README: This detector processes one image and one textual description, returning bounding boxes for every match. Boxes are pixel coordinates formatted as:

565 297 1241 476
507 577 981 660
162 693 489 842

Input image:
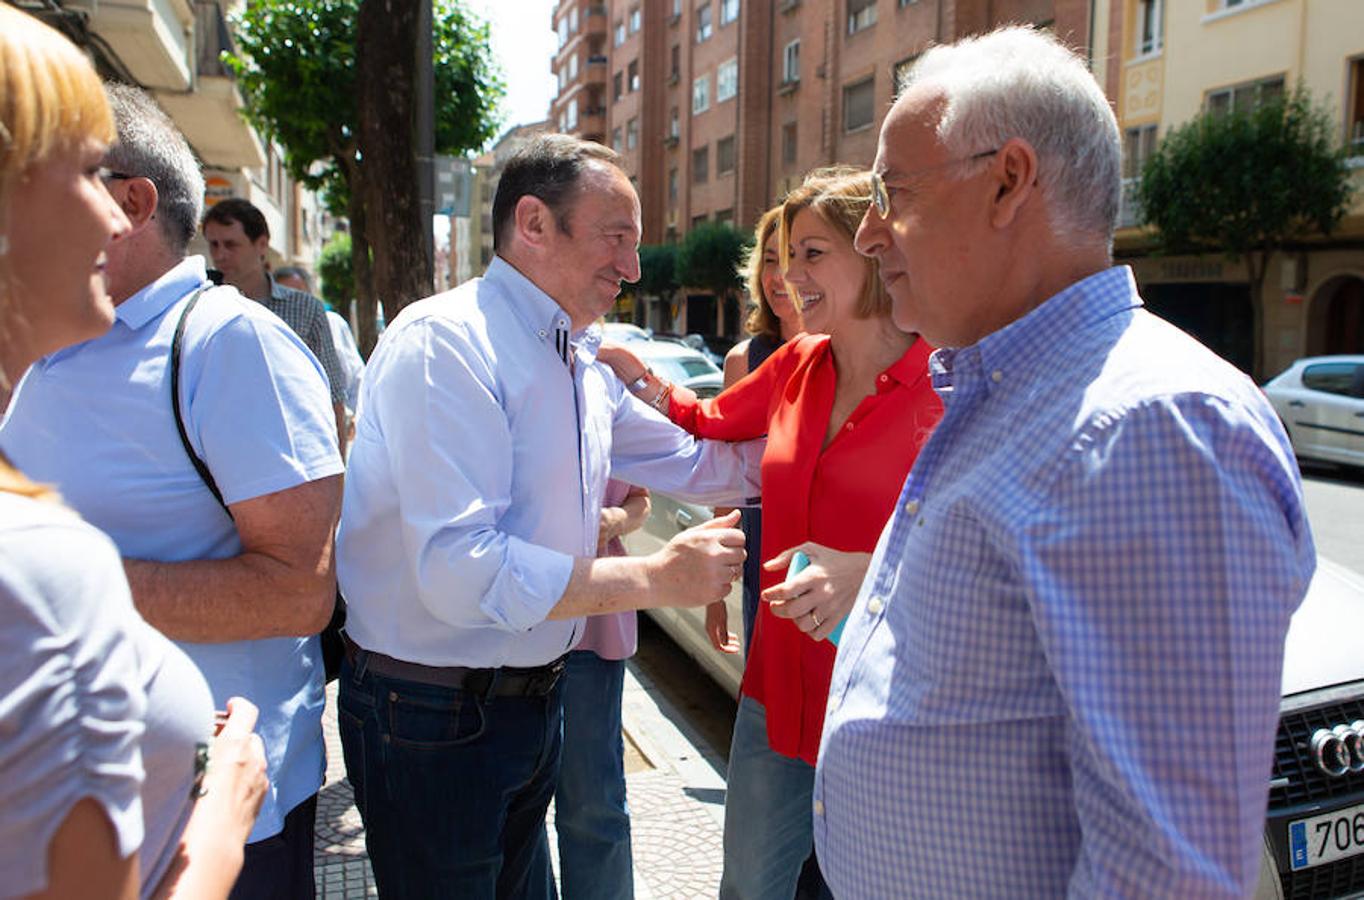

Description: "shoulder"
723 340 751 386
368 280 505 382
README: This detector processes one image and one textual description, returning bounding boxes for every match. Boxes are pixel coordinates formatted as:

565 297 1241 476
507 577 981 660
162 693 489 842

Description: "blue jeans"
337 654 562 899
719 696 832 900
554 651 633 900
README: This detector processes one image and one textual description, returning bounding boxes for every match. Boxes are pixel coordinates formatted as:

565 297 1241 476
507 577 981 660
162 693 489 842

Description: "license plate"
1289 802 1364 870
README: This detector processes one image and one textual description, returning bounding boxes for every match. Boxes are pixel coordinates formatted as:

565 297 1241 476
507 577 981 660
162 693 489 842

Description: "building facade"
1110 0 1364 378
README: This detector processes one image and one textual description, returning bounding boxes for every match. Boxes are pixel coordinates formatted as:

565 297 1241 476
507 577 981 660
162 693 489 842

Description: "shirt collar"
114 256 211 331
931 266 1141 394
483 256 602 365
882 336 935 392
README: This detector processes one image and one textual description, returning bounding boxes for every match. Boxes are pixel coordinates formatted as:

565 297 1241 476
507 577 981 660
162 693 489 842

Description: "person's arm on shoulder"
1018 394 1314 897
124 475 341 642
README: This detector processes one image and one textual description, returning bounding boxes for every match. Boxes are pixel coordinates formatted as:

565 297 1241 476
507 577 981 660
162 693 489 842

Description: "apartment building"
1110 0 1364 377
14 0 326 272
549 0 1096 335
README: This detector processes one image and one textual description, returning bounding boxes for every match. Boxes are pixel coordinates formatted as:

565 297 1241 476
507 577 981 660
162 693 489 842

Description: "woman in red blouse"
601 169 943 899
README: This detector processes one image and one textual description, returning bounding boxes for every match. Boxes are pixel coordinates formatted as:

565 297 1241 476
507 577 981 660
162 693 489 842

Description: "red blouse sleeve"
666 335 818 441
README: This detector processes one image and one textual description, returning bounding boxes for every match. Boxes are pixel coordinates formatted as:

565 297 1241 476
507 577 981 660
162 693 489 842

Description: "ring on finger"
809 609 821 628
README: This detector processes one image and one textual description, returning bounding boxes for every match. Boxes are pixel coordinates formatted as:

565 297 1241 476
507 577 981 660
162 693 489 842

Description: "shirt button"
904 499 920 516
991 370 1003 383
878 374 888 383
844 422 854 431
868 596 884 615
538 329 547 338
813 799 825 816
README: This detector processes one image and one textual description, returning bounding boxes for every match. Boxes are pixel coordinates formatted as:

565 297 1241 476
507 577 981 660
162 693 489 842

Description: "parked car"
602 321 652 342
630 339 723 396
1263 355 1364 470
652 332 726 368
1256 556 1364 898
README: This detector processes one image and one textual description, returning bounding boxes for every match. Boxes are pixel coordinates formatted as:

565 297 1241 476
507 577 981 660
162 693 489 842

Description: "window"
668 167 678 203
612 126 623 151
614 20 626 45
565 98 578 130
781 121 797 165
696 2 712 42
613 71 624 101
568 53 579 80
693 73 710 113
847 0 877 35
1348 59 1364 154
1206 75 1284 116
627 117 639 149
843 77 875 132
691 213 709 229
717 58 738 102
1135 0 1162 56
558 67 568 91
557 16 570 48
693 146 709 183
716 135 735 174
672 0 682 16
669 107 680 139
1303 363 1364 398
629 4 641 32
898 0 916 5
670 44 681 81
629 59 640 91
782 39 800 84
569 7 578 32
1122 125 1157 179
720 0 739 25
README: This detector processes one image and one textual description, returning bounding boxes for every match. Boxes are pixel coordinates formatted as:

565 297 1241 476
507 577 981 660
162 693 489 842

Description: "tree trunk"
1247 249 1269 381
355 0 432 330
348 187 379 357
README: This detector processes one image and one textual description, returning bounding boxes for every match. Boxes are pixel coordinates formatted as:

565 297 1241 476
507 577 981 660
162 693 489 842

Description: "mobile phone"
786 551 846 646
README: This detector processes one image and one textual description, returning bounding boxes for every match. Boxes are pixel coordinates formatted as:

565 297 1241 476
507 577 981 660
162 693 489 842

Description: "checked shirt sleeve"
1017 393 1314 897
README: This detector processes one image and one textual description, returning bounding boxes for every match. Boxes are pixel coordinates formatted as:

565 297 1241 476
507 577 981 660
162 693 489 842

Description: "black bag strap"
171 287 231 517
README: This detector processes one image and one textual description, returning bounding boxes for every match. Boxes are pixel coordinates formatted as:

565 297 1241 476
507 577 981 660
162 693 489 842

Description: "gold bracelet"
650 380 672 413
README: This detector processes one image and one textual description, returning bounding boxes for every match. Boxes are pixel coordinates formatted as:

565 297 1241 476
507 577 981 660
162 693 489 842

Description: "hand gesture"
762 543 871 641
648 510 745 607
705 599 741 654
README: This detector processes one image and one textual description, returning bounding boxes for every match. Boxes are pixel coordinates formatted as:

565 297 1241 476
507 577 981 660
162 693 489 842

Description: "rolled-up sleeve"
378 320 574 631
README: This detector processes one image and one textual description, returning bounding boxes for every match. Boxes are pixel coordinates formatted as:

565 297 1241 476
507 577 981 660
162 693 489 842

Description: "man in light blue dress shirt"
336 135 753 898
0 85 343 900
826 27 1317 897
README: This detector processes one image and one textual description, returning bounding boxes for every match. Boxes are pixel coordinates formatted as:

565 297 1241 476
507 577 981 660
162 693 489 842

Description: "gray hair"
899 26 1121 245
103 83 204 255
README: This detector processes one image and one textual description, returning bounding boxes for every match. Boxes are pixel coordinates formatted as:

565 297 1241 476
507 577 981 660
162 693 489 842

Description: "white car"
630 339 723 396
1263 356 1364 470
602 321 652 343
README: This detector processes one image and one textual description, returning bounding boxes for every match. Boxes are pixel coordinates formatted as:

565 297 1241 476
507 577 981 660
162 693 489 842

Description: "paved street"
1299 462 1364 578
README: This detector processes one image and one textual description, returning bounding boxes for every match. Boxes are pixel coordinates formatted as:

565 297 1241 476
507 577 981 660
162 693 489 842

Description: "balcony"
1117 177 1144 230
778 77 799 95
66 0 195 90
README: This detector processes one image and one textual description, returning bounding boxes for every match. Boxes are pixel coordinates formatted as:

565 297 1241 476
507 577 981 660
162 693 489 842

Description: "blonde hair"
740 205 784 340
0 7 110 500
779 167 890 320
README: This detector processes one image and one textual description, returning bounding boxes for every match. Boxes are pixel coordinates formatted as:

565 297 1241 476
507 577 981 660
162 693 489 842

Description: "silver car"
1263 356 1364 470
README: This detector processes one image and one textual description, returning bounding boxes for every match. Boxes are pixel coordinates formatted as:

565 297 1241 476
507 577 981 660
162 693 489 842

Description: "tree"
675 222 751 307
636 244 680 297
1137 85 1355 377
225 0 502 353
318 231 354 311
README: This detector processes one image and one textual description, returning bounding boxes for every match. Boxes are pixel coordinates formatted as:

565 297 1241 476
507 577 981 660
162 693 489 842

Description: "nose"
853 207 886 259
619 247 641 284
102 182 132 244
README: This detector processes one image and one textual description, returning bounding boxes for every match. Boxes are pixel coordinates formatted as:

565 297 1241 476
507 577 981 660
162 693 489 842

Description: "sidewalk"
313 661 729 898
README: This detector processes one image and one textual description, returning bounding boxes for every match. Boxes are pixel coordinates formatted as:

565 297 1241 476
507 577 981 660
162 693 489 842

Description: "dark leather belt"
342 634 566 698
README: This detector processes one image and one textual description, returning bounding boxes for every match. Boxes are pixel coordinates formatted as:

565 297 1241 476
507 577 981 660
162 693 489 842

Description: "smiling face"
759 231 799 327
538 163 643 329
204 217 269 289
4 138 129 375
782 207 867 337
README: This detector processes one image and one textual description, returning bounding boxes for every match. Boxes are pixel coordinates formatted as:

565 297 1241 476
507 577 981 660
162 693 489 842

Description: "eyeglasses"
868 149 1000 218
98 169 138 183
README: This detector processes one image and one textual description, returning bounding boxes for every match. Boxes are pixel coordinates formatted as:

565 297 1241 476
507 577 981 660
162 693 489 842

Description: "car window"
678 358 719 378
1302 363 1363 397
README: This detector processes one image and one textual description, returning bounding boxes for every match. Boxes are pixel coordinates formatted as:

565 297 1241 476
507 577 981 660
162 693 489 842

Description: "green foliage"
318 231 354 307
675 222 751 297
224 0 505 186
1137 85 1354 259
636 244 680 297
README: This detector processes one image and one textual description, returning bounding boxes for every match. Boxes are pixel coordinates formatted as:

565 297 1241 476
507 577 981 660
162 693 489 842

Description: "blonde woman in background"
0 8 267 898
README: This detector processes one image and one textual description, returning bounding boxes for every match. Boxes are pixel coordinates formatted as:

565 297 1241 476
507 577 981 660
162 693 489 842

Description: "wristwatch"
627 368 652 393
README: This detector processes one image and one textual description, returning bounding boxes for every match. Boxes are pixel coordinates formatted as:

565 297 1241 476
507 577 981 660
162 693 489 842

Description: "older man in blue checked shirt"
336 134 755 899
831 26 1316 898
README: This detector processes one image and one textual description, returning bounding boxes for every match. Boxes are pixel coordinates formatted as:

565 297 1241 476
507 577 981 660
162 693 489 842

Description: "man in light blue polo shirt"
0 84 342 900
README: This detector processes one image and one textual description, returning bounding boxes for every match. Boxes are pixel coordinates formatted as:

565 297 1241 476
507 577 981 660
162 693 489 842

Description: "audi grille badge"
1311 722 1364 777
